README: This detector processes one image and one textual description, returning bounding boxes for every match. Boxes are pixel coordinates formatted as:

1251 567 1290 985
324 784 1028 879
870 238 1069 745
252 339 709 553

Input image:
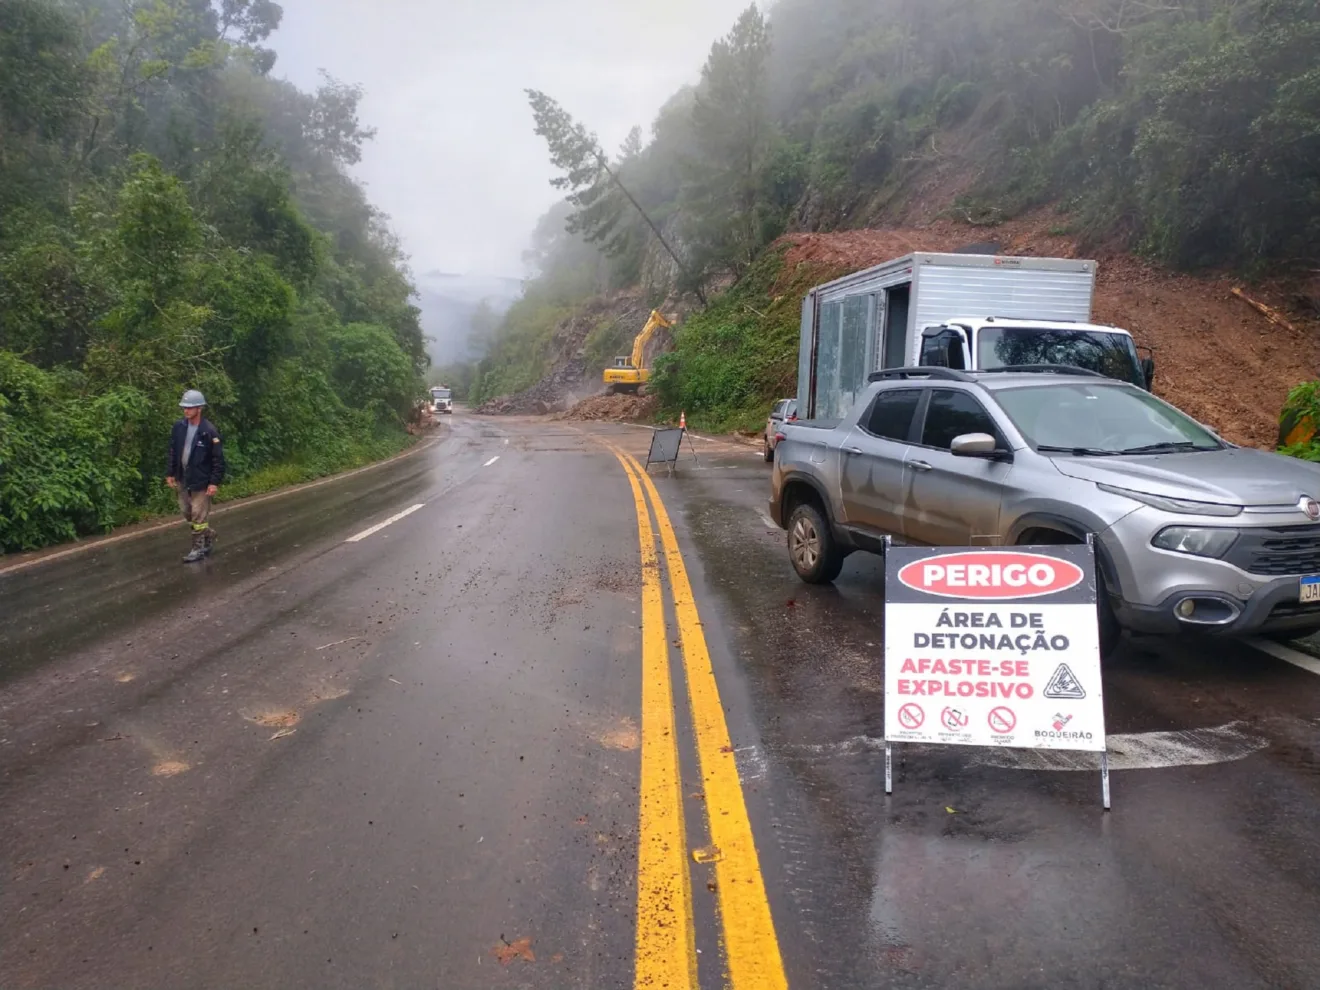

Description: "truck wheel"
788 502 845 584
763 439 774 462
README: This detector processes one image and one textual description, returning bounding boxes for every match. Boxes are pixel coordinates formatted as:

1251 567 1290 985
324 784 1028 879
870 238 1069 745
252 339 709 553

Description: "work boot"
182 531 206 563
202 528 216 556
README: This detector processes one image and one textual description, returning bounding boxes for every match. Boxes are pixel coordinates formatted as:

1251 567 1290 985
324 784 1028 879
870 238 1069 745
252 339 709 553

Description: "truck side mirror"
1140 356 1155 390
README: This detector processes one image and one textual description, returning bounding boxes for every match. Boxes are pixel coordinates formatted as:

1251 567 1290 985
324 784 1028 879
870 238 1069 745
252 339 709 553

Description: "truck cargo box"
797 253 1096 418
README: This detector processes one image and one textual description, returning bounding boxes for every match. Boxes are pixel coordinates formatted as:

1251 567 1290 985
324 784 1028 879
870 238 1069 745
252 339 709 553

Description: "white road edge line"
344 503 425 543
483 456 500 467
1247 636 1320 676
757 510 779 531
0 436 442 578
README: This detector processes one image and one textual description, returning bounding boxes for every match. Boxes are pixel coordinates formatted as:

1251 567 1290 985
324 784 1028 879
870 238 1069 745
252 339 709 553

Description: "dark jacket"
168 417 226 492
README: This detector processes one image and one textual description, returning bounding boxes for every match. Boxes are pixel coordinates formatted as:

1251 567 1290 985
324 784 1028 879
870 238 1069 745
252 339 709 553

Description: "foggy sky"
270 0 755 279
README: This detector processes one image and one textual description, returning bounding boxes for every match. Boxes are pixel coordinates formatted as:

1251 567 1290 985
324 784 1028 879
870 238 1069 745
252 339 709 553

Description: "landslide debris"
557 393 659 422
475 293 648 416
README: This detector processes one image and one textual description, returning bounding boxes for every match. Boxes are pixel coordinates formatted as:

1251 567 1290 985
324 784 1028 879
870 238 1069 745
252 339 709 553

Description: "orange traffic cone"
679 411 687 430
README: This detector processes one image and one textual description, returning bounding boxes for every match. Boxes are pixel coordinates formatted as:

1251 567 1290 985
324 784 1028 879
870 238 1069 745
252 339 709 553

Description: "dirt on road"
557 393 659 423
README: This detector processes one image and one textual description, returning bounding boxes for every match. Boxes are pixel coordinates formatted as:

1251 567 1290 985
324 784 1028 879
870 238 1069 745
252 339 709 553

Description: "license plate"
1302 576 1320 604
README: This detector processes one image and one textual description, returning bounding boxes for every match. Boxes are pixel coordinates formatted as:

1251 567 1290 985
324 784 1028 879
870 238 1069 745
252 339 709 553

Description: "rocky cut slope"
476 293 650 415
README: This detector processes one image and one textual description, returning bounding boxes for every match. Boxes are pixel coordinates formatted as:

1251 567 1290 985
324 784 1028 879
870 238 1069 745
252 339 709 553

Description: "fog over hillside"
416 272 525 366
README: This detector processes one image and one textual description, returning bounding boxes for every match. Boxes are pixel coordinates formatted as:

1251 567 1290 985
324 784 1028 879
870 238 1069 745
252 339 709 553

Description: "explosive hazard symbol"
1043 663 1086 700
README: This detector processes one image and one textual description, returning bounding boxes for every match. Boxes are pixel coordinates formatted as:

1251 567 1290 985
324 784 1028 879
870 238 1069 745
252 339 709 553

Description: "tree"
682 4 774 278
0 0 426 550
525 89 696 295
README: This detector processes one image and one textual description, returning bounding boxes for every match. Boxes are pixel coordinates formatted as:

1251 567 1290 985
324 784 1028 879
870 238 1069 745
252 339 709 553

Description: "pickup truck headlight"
1097 483 1243 517
1151 526 1239 559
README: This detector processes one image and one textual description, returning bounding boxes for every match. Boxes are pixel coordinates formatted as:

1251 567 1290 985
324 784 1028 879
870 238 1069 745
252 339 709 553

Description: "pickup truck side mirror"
1140 356 1155 390
951 433 1005 458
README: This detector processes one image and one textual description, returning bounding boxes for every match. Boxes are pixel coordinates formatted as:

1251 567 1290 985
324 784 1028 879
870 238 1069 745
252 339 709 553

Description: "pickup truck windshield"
994 383 1222 454
433 390 452 399
978 326 1144 386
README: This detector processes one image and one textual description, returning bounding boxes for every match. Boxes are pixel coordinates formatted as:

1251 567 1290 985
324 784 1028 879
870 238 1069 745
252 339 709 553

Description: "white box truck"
797 252 1153 418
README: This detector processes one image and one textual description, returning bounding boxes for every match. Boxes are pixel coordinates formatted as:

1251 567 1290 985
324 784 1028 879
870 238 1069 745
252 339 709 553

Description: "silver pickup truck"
769 366 1320 652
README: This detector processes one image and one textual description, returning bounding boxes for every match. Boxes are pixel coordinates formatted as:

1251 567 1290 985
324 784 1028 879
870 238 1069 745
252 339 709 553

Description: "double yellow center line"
604 439 787 990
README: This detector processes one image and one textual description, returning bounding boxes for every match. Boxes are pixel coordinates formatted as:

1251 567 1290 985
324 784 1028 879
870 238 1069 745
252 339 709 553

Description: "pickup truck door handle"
843 446 864 456
908 460 933 472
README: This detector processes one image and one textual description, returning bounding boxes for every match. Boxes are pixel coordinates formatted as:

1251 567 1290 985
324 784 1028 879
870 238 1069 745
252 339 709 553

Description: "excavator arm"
603 310 674 393
629 310 673 370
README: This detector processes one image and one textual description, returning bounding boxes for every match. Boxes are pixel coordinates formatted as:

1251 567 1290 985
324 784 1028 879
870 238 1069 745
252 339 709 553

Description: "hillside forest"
0 0 427 552
462 0 1319 446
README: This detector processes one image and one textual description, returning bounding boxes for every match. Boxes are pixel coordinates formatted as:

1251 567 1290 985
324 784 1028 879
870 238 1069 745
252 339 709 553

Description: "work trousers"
178 489 212 532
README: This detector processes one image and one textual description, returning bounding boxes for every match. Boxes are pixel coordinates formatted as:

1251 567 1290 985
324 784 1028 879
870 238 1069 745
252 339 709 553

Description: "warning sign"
884 545 1106 752
897 703 925 730
987 706 1017 734
940 707 969 732
1043 663 1086 700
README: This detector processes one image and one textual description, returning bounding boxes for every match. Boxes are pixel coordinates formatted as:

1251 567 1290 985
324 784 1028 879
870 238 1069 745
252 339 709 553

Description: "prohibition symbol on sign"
897 703 925 730
987 706 1017 734
1043 662 1086 700
941 707 969 731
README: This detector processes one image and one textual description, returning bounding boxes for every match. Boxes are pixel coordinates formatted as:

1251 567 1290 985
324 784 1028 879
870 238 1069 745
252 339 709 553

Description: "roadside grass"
216 432 414 502
28 431 423 547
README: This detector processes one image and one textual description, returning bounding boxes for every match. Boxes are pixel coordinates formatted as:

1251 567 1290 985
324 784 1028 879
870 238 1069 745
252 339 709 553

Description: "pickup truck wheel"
788 503 845 584
763 439 774 462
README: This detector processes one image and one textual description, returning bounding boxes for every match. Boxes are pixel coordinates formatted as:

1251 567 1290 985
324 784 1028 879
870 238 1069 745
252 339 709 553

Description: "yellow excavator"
603 309 673 394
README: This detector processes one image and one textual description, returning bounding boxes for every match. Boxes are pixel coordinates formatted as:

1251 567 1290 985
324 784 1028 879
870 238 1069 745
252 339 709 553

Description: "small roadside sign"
644 424 700 476
882 542 1110 806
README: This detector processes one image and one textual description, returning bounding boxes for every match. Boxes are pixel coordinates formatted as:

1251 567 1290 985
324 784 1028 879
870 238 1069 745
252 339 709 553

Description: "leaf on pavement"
270 728 296 741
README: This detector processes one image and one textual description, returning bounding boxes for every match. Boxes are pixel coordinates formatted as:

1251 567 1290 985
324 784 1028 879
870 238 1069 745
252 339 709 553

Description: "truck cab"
917 318 1154 389
430 387 453 414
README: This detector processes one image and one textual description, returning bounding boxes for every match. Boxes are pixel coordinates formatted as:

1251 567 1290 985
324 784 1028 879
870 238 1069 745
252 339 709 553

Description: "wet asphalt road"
2 413 1320 989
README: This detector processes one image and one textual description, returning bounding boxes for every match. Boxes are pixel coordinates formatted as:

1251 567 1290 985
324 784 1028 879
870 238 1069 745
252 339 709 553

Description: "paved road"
2 413 1319 989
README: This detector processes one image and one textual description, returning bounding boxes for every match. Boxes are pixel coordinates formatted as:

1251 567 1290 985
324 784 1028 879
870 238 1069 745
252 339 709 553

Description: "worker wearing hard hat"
166 390 226 563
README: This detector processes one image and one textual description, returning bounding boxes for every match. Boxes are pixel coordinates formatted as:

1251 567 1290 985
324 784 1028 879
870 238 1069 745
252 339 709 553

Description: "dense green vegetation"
0 0 426 551
649 245 834 432
1280 382 1320 462
469 0 1319 428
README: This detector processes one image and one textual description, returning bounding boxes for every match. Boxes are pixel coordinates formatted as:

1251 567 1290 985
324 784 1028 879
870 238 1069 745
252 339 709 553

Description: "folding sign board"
883 541 1111 807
